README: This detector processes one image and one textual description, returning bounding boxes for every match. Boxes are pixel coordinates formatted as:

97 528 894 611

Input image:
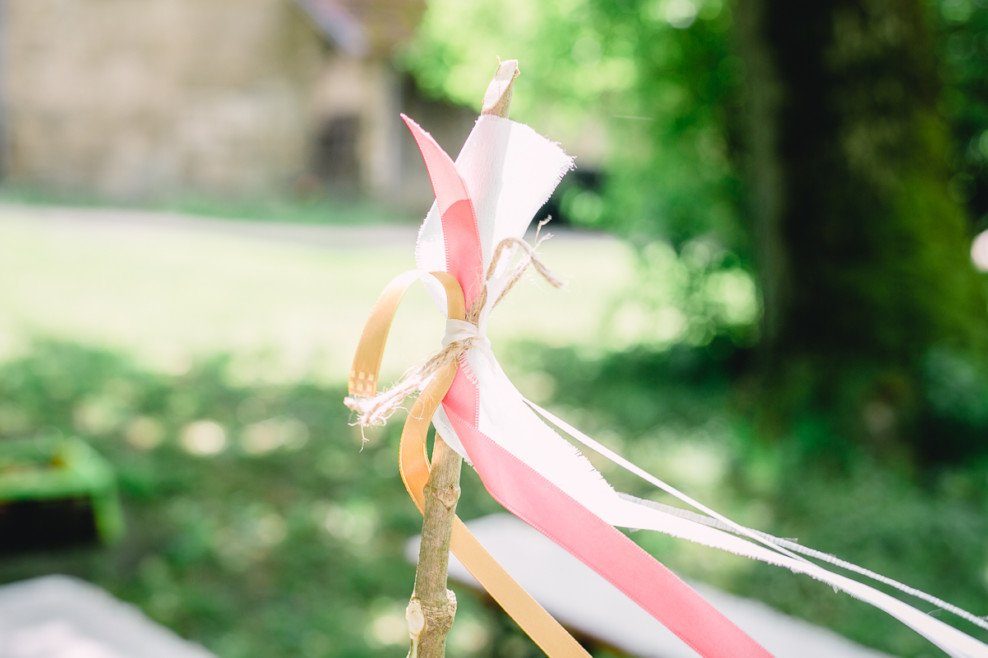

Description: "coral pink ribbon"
403 115 771 657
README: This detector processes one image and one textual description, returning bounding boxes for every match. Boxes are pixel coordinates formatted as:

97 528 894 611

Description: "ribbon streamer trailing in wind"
346 64 988 658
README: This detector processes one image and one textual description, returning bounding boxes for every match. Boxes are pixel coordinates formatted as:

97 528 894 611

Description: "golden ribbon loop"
347 269 589 657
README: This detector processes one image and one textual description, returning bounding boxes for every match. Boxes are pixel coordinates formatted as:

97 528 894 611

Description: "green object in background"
0 436 123 547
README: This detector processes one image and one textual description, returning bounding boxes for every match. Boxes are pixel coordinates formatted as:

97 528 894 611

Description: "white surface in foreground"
0 575 215 658
407 513 893 658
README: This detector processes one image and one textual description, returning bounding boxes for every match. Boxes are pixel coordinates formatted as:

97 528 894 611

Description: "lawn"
0 205 985 657
0 205 635 383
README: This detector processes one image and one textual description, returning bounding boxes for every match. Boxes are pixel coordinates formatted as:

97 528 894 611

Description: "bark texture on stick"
405 59 518 658
407 436 462 657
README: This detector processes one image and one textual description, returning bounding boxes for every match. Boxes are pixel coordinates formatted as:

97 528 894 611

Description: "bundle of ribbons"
345 61 988 657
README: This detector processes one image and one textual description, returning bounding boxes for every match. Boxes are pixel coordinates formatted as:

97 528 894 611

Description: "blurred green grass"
0 207 985 657
0 208 635 383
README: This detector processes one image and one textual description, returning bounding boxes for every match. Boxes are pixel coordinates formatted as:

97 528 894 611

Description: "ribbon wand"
348 60 589 657
402 60 519 658
347 58 988 658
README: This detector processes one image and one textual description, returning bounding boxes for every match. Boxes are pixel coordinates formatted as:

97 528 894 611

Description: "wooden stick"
405 59 519 658
406 436 462 657
482 59 520 117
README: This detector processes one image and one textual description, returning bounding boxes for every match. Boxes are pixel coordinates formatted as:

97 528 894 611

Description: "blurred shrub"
919 347 988 461
603 236 759 351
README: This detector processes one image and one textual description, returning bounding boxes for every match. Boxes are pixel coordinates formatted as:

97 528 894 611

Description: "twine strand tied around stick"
344 225 561 431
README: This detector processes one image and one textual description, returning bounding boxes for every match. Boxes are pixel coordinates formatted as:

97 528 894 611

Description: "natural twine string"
345 221 561 430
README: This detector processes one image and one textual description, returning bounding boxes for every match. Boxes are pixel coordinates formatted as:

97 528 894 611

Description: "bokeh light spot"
179 419 227 456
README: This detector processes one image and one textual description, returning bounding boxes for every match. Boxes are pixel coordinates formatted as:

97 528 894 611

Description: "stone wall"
1 0 328 199
0 0 478 209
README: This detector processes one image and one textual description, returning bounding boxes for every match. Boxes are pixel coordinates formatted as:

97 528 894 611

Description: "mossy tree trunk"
735 0 988 459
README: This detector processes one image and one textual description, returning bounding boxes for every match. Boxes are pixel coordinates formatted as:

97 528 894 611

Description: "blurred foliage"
0 339 984 656
406 0 988 478
603 239 759 350
406 0 987 237
405 0 743 247
937 0 988 230
732 0 988 465
918 347 988 460
405 0 988 352
406 0 759 356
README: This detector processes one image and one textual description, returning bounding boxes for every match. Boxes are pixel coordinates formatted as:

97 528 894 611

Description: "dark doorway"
311 113 361 195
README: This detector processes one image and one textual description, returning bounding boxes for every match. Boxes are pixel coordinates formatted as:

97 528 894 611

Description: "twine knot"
345 221 561 431
441 319 483 348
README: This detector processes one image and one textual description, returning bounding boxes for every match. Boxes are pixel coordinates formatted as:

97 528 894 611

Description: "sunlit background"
0 0 986 656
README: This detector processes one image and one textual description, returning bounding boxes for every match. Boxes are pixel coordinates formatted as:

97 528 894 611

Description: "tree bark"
405 60 518 658
735 0 987 455
406 436 462 658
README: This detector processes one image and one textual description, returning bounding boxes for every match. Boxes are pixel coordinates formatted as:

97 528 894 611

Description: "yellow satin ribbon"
348 270 590 657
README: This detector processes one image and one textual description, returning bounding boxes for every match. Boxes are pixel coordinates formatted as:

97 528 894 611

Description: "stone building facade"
0 0 469 208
